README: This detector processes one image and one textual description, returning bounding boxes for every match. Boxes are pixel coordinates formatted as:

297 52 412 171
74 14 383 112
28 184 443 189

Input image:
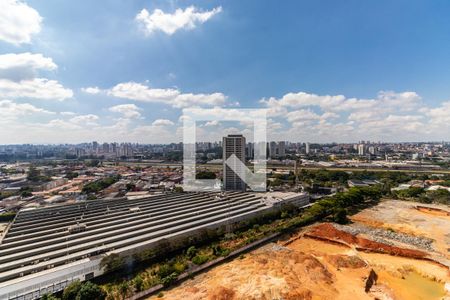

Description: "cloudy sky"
0 0 449 144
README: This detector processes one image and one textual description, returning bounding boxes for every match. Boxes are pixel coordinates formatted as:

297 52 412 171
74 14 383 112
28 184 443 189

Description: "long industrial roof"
0 192 269 284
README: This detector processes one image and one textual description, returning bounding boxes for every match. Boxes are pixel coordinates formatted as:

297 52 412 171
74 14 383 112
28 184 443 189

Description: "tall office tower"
269 141 277 158
102 142 110 153
278 141 286 157
223 134 246 191
305 142 310 154
246 142 254 159
358 144 365 156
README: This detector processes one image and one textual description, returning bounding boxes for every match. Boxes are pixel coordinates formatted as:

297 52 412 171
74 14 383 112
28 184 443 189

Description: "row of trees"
27 166 51 182
82 176 120 194
40 280 105 300
393 187 450 205
279 185 384 230
0 212 16 222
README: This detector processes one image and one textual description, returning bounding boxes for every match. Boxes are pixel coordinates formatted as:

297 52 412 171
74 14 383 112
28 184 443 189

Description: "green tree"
126 183 135 191
27 166 50 182
20 186 33 197
27 166 41 182
41 294 59 300
100 253 125 273
196 171 216 179
426 189 450 204
333 208 348 224
66 172 79 180
173 186 184 193
75 282 106 300
63 280 82 300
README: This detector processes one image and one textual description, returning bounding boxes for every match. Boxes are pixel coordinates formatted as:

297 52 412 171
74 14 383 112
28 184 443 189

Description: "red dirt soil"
415 205 450 216
304 223 428 259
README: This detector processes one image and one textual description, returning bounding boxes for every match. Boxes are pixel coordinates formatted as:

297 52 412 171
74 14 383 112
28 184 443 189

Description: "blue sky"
0 0 449 143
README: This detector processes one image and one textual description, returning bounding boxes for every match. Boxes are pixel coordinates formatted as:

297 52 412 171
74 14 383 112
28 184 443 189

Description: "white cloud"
0 53 57 80
81 86 101 94
109 82 179 102
0 53 73 101
152 119 174 126
259 90 446 142
44 119 82 130
261 90 421 116
136 6 222 35
321 112 340 119
0 0 42 45
260 92 377 115
286 109 321 122
426 101 450 126
172 93 226 108
108 81 226 108
0 78 73 101
0 99 54 122
69 114 99 126
203 120 219 127
109 104 141 119
377 91 421 112
60 111 76 116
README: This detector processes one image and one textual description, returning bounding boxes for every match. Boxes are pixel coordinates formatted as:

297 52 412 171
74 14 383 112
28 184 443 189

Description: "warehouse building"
0 191 309 300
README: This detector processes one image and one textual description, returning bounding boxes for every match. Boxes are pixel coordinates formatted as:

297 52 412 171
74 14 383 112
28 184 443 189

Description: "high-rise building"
246 142 254 159
102 142 109 153
223 134 246 191
305 142 310 154
268 141 286 158
358 144 365 156
92 141 98 153
278 141 286 157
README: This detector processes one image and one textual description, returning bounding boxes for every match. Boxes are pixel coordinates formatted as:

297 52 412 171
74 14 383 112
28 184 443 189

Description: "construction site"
0 191 309 300
151 200 450 300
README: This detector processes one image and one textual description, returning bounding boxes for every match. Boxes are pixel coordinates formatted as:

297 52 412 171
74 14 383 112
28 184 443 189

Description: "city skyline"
1 1 450 144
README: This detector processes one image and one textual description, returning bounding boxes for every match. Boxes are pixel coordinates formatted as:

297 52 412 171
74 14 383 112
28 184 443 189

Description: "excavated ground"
149 200 450 300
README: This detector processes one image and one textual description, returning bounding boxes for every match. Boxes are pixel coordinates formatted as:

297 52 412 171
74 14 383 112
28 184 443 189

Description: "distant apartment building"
358 144 365 156
269 141 286 158
223 134 246 191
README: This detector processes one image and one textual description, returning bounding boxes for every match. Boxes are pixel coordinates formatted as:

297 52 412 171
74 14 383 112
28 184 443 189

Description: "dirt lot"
149 200 450 300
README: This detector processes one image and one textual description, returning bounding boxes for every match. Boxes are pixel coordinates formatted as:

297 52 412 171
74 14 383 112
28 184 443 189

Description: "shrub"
192 254 209 265
186 246 197 259
173 261 186 273
133 275 144 292
156 263 176 278
161 273 178 286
